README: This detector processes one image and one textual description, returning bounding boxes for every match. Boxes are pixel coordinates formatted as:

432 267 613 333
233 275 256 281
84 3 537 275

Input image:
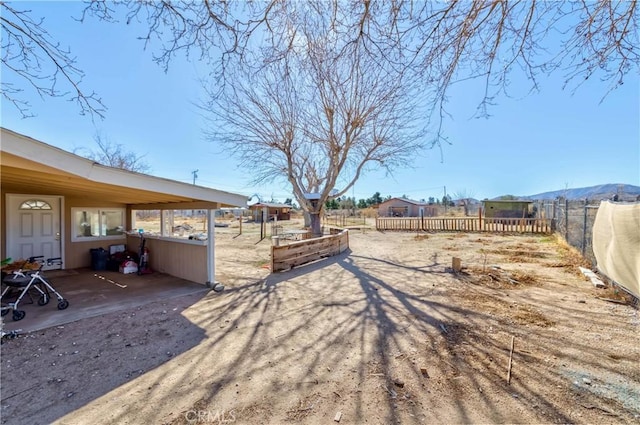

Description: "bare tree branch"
1 2 105 118
74 132 151 173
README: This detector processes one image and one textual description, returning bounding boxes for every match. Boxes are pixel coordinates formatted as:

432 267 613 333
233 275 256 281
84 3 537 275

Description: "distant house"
249 203 292 222
378 198 437 217
482 200 534 218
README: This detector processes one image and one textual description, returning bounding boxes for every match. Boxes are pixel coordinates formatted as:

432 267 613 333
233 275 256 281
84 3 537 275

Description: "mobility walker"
1 257 69 321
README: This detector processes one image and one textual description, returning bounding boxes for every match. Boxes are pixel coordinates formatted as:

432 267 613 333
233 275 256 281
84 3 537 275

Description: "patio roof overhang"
0 128 247 209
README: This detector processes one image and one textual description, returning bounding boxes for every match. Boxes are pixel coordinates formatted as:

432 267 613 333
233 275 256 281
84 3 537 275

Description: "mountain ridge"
499 183 640 201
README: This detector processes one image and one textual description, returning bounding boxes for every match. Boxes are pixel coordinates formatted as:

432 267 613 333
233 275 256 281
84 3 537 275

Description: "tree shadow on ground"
39 236 640 424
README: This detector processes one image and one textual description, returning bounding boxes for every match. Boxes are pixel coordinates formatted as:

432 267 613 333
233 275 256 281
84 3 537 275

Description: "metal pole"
564 198 569 241
582 199 588 256
444 186 447 216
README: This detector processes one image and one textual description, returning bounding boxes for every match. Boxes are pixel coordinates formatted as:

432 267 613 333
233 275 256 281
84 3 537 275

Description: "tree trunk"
309 212 322 237
303 211 311 227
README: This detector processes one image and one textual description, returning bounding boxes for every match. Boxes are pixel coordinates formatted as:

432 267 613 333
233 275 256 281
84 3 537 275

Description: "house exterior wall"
483 201 533 218
251 206 291 221
64 196 130 269
378 199 437 217
2 190 209 283
1 190 130 268
126 234 208 284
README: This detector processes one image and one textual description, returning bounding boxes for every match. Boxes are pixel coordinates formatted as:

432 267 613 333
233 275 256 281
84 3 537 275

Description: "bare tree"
1 2 105 118
203 19 427 235
75 132 151 173
453 189 477 217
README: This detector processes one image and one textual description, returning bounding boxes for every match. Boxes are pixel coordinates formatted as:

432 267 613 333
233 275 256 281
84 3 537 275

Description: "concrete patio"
1 268 210 333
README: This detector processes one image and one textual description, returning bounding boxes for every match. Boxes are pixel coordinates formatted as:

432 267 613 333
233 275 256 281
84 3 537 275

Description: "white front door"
6 195 62 270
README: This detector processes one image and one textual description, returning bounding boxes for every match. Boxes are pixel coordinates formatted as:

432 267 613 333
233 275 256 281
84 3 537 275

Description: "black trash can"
90 248 108 271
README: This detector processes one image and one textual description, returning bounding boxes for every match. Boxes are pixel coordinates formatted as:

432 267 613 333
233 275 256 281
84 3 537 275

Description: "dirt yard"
1 225 639 425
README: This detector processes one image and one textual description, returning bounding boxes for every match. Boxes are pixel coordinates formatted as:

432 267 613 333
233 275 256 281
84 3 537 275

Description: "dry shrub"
510 270 539 285
458 291 553 327
464 266 539 288
414 234 429 241
484 248 548 262
597 284 638 306
510 304 555 327
549 234 592 275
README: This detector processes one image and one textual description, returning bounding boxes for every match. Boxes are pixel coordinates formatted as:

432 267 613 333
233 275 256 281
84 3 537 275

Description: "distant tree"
284 198 293 206
369 192 383 206
499 195 519 200
325 199 339 210
454 189 476 216
442 195 454 207
357 199 368 209
76 132 150 173
428 197 436 205
340 197 356 211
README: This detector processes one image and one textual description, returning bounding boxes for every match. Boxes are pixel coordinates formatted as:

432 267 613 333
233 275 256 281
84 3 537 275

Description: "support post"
206 208 221 291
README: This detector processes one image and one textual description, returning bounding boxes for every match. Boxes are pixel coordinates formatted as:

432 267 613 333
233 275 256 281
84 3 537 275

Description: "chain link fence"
535 198 602 267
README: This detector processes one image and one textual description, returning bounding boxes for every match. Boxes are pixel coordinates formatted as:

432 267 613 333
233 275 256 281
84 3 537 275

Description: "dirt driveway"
1 230 639 424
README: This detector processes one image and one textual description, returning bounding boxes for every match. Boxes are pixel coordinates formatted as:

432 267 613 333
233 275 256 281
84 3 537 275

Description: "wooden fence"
271 229 349 272
375 217 554 234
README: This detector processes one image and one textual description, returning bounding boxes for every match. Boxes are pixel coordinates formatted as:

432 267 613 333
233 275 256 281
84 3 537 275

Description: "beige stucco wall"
126 234 208 284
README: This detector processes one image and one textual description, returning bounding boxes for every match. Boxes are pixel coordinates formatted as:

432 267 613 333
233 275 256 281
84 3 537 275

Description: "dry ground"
1 224 639 425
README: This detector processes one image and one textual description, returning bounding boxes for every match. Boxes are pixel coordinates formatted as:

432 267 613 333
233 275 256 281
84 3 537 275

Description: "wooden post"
507 335 515 384
452 257 462 272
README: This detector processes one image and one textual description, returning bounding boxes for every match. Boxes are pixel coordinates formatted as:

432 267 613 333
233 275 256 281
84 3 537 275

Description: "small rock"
393 380 405 388
582 378 592 385
67 392 74 398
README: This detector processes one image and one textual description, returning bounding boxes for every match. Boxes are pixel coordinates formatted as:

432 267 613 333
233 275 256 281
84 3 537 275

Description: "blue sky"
2 2 639 203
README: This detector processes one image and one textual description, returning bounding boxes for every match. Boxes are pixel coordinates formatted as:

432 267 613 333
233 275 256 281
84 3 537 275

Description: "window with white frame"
72 208 126 241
